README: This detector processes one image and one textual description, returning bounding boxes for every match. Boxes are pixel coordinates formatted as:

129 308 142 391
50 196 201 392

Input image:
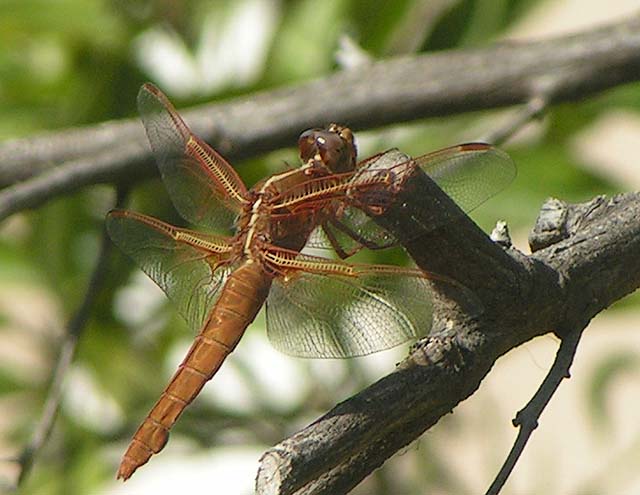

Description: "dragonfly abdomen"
117 261 273 480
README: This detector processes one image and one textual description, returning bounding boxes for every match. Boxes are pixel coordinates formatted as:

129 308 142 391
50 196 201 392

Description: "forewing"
415 143 516 212
137 83 249 231
106 209 236 331
352 144 516 213
264 250 433 358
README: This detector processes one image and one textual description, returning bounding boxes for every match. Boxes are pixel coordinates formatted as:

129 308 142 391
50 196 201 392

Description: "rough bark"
256 178 640 494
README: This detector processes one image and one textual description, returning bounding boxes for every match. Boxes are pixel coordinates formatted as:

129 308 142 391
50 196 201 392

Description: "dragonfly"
106 83 515 480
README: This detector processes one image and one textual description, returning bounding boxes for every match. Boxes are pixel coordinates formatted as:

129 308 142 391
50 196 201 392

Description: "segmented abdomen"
117 261 272 480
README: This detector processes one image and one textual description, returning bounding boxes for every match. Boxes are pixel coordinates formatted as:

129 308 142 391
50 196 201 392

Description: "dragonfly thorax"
241 167 318 260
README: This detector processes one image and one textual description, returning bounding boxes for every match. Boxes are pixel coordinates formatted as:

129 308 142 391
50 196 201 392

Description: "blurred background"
1 0 640 494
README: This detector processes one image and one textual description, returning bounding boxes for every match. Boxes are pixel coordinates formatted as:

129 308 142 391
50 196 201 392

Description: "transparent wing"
263 248 433 358
323 206 397 254
303 226 332 249
137 83 249 231
350 144 516 211
416 143 516 212
106 209 236 331
302 221 383 259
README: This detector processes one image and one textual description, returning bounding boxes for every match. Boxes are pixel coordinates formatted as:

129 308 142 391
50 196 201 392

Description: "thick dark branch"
2 14 640 220
256 186 640 493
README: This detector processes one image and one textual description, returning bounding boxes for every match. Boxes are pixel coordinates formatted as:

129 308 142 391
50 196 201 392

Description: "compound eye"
298 129 323 163
339 127 353 145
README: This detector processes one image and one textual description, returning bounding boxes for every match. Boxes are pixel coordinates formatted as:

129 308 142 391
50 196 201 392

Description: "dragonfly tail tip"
116 460 136 481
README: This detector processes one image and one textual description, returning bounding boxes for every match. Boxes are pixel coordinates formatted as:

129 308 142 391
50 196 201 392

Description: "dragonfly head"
298 124 357 174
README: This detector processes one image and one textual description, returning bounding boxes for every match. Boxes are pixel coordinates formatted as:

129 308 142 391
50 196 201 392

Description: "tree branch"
255 183 640 494
484 325 583 495
2 14 640 221
478 95 548 145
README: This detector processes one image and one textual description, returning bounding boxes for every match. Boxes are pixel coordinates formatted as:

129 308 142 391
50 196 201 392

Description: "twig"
484 326 584 495
478 95 548 146
12 188 127 489
1 14 640 220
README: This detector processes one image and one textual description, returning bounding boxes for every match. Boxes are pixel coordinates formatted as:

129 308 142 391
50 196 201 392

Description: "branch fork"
256 181 640 494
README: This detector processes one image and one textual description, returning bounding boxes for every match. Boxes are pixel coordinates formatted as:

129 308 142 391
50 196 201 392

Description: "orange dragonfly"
106 83 515 480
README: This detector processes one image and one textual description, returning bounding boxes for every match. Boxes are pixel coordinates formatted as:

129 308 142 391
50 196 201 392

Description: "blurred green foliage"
1 0 640 494
586 351 640 433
